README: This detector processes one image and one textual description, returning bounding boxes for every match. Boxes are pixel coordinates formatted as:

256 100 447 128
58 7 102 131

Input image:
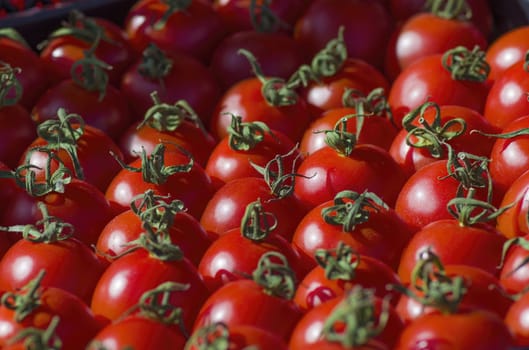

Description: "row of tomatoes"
2 0 529 349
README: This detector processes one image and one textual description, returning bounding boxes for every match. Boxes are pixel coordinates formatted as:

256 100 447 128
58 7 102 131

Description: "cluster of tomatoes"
1 0 529 349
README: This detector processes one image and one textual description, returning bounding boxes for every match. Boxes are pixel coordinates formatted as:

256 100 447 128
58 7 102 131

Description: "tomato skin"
496 169 529 239
30 79 132 142
389 105 499 177
395 309 513 349
298 59 390 119
486 26 529 81
0 104 36 169
120 50 222 124
209 30 309 91
293 145 407 210
0 179 115 247
505 291 529 346
0 237 106 305
205 128 298 190
484 60 529 129
209 77 312 143
96 209 212 267
20 123 125 194
499 234 529 294
124 0 227 63
90 249 209 332
300 107 398 155
289 294 404 349
294 254 401 311
0 285 104 349
193 279 303 342
105 147 215 220
88 315 186 350
199 176 308 241
397 220 506 284
40 17 135 87
119 120 216 167
294 0 393 69
291 198 413 272
389 53 491 127
488 115 529 197
396 264 512 324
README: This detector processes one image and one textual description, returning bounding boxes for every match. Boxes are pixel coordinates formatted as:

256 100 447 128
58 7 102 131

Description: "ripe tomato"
291 191 413 271
389 46 492 127
105 143 215 219
120 44 222 124
289 287 404 349
484 57 529 129
389 103 498 177
505 291 529 346
294 0 393 69
394 310 513 349
124 0 227 63
193 252 303 341
39 10 135 87
498 235 529 294
0 271 103 349
496 169 529 239
205 115 299 189
394 2 487 70
209 30 308 91
0 204 106 304
294 242 401 311
486 25 529 81
118 91 216 167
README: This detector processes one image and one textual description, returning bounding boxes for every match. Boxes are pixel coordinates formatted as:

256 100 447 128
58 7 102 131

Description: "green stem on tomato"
153 0 192 31
425 0 472 20
130 189 186 234
226 113 274 151
1 270 46 322
314 242 361 281
6 315 62 350
0 61 22 107
252 251 296 300
442 45 490 82
249 0 288 33
184 322 230 350
138 43 173 83
240 199 278 242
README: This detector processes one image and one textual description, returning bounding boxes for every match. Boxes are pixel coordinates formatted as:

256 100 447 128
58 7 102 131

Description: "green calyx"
153 0 192 31
0 61 22 107
240 199 278 242
402 101 466 159
321 190 389 232
184 322 230 350
137 91 206 134
425 0 472 20
442 45 490 82
6 315 62 350
1 270 46 323
321 286 390 347
249 0 288 33
314 242 361 281
390 248 466 314
226 113 273 151
139 44 173 81
112 142 194 185
252 251 296 300
70 47 111 101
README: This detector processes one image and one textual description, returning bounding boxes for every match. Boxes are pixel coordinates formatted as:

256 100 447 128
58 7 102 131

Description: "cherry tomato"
499 235 529 294
496 169 529 239
486 25 529 81
505 291 529 347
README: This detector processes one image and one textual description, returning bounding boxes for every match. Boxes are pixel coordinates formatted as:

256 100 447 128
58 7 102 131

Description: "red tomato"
20 112 125 193
505 291 529 346
193 253 303 342
487 115 529 197
293 141 407 210
105 143 215 220
91 249 209 333
389 103 499 177
0 28 50 110
294 0 393 69
484 58 529 129
289 287 404 349
120 44 222 124
186 323 288 350
294 242 401 311
39 11 135 87
486 26 529 81
398 219 507 284
124 0 227 63
496 169 529 239
0 206 106 304
0 271 103 349
118 91 216 167
291 191 413 271
394 310 513 349
394 3 487 70
499 235 529 294
205 116 299 189
209 30 309 91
